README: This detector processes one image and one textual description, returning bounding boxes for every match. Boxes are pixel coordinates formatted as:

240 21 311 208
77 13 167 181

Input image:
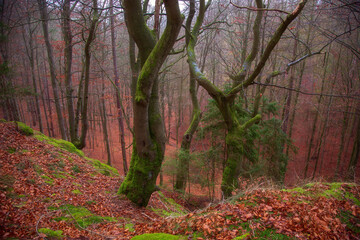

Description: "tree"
76 0 100 149
61 0 77 144
110 0 128 174
37 0 67 139
187 0 307 198
174 0 210 192
118 0 183 207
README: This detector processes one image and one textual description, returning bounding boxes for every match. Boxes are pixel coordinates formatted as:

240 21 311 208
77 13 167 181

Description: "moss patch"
131 233 186 240
149 192 188 217
125 223 135 232
0 174 15 192
38 228 63 239
41 175 54 185
85 157 119 176
34 132 84 157
16 122 34 136
71 189 82 195
232 233 250 239
282 182 360 205
338 209 360 234
53 204 116 228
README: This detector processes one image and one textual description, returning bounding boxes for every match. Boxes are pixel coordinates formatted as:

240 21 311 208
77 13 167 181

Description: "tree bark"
187 0 307 198
118 0 183 207
110 0 128 174
61 0 76 144
175 0 207 192
78 0 99 149
37 0 67 139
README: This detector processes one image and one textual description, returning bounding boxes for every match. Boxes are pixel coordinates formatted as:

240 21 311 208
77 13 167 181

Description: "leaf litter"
0 121 359 239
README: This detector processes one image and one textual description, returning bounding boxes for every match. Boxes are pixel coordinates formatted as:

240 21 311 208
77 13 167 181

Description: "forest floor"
1 121 359 240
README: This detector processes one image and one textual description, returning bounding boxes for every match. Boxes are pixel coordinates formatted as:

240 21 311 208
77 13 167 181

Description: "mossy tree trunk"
187 0 307 198
174 0 209 192
118 0 183 207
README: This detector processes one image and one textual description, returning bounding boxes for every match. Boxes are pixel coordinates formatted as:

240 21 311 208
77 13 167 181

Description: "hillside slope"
0 121 359 240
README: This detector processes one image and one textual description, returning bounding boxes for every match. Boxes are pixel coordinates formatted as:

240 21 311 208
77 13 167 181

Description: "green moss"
53 204 116 228
7 147 16 154
72 165 82 173
33 164 43 174
52 173 67 179
16 122 33 136
0 118 6 123
125 223 135 232
34 133 84 157
338 210 360 234
0 174 15 191
41 175 54 185
150 192 188 217
72 189 82 194
232 233 250 240
131 233 186 240
85 200 96 205
282 187 306 194
85 157 119 176
38 228 63 239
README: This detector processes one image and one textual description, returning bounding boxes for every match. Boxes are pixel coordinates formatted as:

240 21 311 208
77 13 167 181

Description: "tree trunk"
110 0 128 174
187 0 307 198
99 87 111 166
347 105 360 180
37 0 67 139
175 0 204 192
78 0 99 149
118 0 183 207
304 49 329 179
61 0 76 144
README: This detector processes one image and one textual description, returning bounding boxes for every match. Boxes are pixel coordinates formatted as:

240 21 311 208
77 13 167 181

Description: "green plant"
72 189 82 194
7 147 16 153
41 175 54 185
71 165 81 173
131 233 186 240
0 174 15 191
38 228 63 239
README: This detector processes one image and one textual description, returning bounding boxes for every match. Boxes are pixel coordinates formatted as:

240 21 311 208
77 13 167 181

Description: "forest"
1 0 359 207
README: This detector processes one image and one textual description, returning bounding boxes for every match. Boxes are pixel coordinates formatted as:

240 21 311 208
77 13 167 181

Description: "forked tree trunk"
118 0 183 207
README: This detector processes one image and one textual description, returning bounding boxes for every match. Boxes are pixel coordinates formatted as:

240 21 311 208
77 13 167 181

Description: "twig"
230 0 290 14
142 213 156 221
253 81 360 100
36 213 46 237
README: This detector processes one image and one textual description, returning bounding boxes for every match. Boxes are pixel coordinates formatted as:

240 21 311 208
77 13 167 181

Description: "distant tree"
37 0 67 139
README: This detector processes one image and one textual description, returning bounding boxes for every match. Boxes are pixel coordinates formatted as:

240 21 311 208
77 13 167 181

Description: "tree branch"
230 0 290 14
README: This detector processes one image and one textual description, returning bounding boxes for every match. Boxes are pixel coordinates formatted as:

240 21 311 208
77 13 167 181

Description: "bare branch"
230 0 290 14
253 82 360 100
